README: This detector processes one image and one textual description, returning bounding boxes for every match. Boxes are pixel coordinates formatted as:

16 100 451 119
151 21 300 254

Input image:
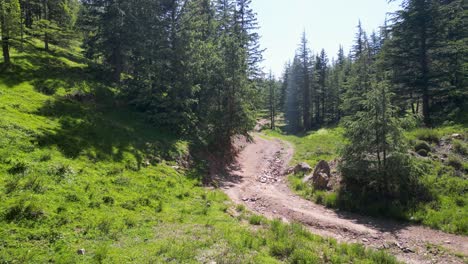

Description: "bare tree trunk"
43 0 49 51
2 38 10 65
0 0 10 65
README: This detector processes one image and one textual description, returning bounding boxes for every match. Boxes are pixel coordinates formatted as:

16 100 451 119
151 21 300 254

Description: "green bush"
414 141 431 153
7 160 29 175
452 140 467 156
4 198 45 222
417 149 428 157
448 155 463 170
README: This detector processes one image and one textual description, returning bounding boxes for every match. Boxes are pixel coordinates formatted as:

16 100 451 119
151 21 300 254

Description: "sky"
251 0 403 77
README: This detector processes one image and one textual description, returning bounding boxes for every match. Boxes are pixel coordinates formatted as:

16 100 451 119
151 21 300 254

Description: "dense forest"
0 0 467 262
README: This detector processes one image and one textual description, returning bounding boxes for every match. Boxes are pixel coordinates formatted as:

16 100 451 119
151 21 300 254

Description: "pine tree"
267 70 277 129
342 23 372 117
341 79 408 194
0 0 20 64
284 57 302 133
315 49 328 124
387 0 443 125
297 32 312 130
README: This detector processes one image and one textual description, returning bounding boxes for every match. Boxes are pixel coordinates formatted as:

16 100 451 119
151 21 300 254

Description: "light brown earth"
221 133 468 264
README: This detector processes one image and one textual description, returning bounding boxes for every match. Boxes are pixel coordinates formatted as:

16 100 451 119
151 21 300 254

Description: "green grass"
264 125 468 235
264 127 345 167
0 41 400 262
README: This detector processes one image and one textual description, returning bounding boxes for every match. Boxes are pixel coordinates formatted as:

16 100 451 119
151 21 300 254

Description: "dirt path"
221 134 468 264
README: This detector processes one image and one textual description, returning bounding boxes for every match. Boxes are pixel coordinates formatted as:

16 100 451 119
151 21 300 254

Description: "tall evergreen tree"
0 0 20 64
387 0 444 125
297 32 312 130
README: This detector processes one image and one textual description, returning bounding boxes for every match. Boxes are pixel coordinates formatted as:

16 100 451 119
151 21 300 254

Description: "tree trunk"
270 77 276 129
43 0 49 51
303 70 311 130
20 2 24 51
418 0 431 126
2 38 10 65
0 0 10 65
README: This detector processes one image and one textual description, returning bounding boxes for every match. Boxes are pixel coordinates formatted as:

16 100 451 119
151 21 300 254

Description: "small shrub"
39 153 52 162
452 140 467 156
414 141 431 153
248 215 263 225
4 199 45 222
97 218 113 234
448 156 463 170
5 178 21 194
23 175 46 194
236 204 246 212
65 194 80 202
8 161 29 175
50 163 75 181
290 249 320 264
121 200 137 211
155 200 163 213
269 240 296 258
324 193 338 208
417 149 428 157
102 196 115 205
315 193 324 204
93 244 110 264
124 216 137 228
113 177 131 186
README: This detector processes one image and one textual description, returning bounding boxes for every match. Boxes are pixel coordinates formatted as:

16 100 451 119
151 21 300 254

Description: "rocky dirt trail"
221 134 468 264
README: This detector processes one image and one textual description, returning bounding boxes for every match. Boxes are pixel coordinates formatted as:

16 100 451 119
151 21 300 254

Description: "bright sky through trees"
252 0 402 76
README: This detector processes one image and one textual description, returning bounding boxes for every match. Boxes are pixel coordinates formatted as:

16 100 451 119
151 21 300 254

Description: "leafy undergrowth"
264 125 468 235
0 43 400 262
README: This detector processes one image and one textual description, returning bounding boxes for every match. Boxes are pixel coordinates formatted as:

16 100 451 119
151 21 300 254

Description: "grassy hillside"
264 124 468 235
0 43 400 263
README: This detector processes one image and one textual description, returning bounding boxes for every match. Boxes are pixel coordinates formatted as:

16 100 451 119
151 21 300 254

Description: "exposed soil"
221 134 468 264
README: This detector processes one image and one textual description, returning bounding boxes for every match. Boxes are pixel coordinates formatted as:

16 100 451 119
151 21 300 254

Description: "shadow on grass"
0 44 109 96
34 93 184 167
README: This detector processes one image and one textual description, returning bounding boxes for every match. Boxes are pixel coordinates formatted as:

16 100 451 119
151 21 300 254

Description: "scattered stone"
284 167 294 175
294 162 312 174
403 247 414 253
242 197 249 202
77 249 86 255
451 133 464 140
444 240 451 244
362 238 369 243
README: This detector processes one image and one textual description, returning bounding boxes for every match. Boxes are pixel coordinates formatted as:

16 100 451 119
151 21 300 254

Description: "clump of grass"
7 160 29 175
448 155 463 170
4 198 46 222
413 129 441 143
248 215 263 225
236 204 246 212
